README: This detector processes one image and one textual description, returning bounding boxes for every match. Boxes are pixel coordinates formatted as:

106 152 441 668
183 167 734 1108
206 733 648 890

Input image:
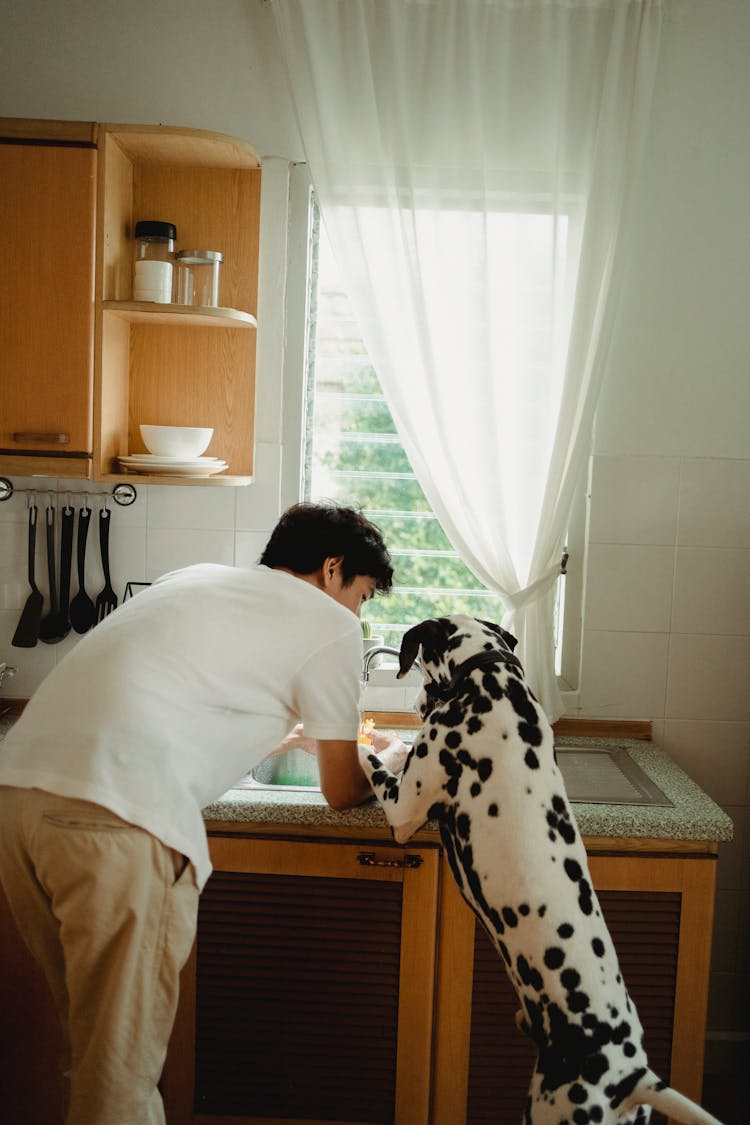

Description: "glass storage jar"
174 249 223 308
133 220 176 303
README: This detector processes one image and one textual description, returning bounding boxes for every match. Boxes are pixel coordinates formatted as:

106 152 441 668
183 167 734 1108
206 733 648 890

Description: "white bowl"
140 425 213 459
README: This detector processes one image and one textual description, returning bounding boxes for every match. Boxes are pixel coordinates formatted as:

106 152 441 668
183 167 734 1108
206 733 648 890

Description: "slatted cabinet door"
431 849 717 1125
162 835 440 1125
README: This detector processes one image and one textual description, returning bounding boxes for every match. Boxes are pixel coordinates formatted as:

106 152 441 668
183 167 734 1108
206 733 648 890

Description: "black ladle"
68 506 97 635
12 503 44 648
39 505 74 643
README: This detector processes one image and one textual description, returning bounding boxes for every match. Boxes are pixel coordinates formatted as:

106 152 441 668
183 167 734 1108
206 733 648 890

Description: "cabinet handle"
13 432 70 444
357 851 423 869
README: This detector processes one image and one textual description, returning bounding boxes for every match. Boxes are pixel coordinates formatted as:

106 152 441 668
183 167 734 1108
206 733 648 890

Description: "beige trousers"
0 787 199 1125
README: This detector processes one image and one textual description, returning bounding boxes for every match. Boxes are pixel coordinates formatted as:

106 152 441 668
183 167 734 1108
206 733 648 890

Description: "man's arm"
318 732 409 810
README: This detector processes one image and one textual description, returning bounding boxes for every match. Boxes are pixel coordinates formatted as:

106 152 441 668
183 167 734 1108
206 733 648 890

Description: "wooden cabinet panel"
162 836 440 1125
0 140 96 474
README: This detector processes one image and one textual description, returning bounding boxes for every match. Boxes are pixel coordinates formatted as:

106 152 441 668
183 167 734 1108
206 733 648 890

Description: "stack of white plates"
117 454 228 477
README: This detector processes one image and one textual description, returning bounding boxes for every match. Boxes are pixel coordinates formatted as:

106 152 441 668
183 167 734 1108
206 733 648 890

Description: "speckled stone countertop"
0 715 733 843
203 735 734 843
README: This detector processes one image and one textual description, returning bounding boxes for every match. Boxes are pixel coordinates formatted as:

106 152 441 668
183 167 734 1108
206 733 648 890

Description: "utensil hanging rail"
0 478 137 507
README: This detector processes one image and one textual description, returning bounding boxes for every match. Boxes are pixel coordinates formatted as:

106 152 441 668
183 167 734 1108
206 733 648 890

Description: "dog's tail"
628 1072 724 1125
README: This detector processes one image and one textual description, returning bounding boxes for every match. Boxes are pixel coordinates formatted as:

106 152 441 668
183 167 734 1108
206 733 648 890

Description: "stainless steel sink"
234 740 671 808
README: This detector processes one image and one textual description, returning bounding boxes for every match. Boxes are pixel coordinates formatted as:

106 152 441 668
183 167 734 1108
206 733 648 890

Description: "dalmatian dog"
358 615 723 1125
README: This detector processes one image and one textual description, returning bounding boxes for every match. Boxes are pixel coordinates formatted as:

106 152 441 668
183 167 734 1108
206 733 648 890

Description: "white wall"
1 0 748 1063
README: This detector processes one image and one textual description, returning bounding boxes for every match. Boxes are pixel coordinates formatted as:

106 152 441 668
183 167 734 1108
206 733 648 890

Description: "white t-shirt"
0 564 362 887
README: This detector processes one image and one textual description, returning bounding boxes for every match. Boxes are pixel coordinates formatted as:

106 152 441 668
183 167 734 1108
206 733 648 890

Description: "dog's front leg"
358 734 445 844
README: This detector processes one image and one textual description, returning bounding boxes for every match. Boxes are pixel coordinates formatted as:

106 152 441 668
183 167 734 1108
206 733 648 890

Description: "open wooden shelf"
102 301 257 328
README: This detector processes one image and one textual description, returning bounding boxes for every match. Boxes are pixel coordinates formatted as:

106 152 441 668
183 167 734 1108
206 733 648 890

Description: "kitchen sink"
234 739 672 807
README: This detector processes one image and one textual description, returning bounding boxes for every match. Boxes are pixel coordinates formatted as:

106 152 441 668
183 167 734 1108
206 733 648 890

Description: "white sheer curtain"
272 0 662 718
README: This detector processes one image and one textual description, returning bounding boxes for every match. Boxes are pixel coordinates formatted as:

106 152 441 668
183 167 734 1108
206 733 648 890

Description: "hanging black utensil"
39 504 74 643
94 507 118 623
12 503 44 648
68 505 96 635
38 504 59 643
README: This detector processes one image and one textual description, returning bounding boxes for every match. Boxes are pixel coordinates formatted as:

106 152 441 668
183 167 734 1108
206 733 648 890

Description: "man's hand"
269 722 317 758
368 729 410 775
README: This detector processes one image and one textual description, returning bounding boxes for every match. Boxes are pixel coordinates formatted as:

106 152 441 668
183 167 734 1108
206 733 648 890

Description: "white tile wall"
0 472 280 695
579 454 750 1051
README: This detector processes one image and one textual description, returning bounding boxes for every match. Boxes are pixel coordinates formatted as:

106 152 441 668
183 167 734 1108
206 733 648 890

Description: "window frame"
280 163 585 696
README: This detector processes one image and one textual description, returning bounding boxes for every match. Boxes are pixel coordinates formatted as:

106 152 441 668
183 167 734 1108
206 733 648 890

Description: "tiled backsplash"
0 443 282 697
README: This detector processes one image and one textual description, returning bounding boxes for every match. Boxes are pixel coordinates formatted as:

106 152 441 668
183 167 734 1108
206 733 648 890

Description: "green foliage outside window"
305 212 504 647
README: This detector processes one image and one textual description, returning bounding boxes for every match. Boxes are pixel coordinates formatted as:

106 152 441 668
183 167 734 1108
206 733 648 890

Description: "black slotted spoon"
69 504 96 635
12 502 44 648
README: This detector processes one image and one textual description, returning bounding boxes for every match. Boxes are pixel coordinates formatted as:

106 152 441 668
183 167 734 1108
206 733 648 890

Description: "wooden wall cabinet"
0 117 261 486
0 120 98 478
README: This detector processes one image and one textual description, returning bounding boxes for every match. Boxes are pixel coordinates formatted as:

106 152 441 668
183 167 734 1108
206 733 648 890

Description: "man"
0 502 407 1125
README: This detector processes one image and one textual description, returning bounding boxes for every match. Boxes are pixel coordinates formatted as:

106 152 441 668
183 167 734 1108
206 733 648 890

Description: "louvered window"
304 199 506 648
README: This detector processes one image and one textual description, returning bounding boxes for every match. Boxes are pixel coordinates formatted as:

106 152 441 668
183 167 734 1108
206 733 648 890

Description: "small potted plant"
361 618 385 664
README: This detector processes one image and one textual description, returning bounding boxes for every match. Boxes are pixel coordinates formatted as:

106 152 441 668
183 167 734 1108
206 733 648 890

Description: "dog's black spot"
477 758 493 781
573 1110 590 1125
472 694 493 715
605 1067 647 1109
624 1042 637 1058
429 727 438 740
415 780 421 789
525 748 540 769
519 720 543 746
568 991 591 1013
568 1084 588 1105
611 1021 631 1046
544 947 565 970
561 968 581 990
592 937 606 958
466 715 483 734
582 1053 609 1085
456 812 471 840
470 782 481 797
552 795 566 813
488 802 499 817
519 903 530 916
538 905 547 917
558 923 575 939
416 743 429 758
427 802 443 821
371 769 388 785
503 906 518 928
564 858 583 882
445 730 462 750
589 1109 604 1123
517 955 544 993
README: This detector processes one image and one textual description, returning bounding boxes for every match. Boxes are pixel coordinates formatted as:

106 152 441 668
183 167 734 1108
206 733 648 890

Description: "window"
303 200 506 647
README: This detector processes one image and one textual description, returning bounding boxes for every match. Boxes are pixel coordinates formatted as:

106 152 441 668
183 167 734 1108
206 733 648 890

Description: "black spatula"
12 503 44 648
39 504 60 643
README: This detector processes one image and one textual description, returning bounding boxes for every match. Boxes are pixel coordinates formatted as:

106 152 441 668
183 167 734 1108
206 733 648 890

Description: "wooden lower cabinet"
431 845 717 1125
0 831 717 1125
162 833 441 1124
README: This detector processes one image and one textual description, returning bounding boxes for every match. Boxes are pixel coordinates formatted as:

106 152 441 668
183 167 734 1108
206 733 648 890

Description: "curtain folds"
272 0 663 718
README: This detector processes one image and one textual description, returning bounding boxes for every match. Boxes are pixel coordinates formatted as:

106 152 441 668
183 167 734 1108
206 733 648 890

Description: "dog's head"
398 614 519 717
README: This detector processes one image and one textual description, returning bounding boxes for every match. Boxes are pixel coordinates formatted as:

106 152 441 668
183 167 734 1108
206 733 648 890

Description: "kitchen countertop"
0 716 733 843
203 735 734 843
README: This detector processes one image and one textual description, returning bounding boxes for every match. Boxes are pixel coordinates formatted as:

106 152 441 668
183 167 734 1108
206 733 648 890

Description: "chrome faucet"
361 645 422 682
0 662 17 689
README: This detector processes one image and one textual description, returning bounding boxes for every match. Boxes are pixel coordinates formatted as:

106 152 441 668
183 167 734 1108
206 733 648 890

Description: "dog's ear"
479 618 518 651
398 619 447 678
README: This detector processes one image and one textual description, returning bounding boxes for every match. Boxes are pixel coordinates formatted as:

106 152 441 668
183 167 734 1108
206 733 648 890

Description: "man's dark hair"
259 503 394 592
